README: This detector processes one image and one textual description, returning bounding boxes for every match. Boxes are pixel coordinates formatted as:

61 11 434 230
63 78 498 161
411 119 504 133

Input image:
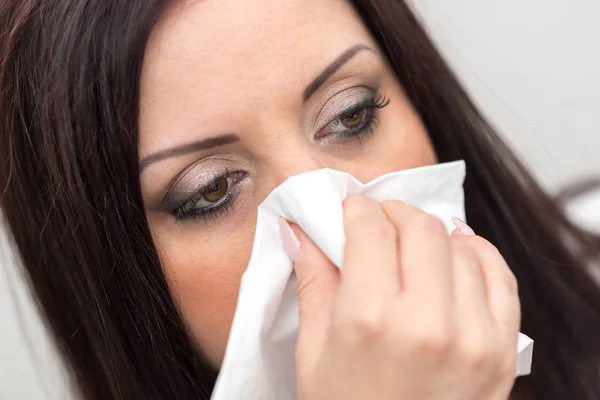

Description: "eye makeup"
153 52 390 224
171 170 248 222
315 90 389 144
164 88 390 223
162 159 250 222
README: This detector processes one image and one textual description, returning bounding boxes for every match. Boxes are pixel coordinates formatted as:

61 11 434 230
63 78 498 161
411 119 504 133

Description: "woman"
1 0 599 399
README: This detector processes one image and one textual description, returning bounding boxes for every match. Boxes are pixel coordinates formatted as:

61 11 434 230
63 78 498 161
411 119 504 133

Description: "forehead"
139 0 375 154
143 0 369 80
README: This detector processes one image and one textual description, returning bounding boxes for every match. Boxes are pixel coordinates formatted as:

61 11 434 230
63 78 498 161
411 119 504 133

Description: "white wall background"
414 0 600 190
1 1 599 398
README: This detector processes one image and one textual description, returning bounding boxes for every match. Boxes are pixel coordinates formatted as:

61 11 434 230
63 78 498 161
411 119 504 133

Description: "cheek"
150 77 435 368
342 85 436 183
381 78 436 165
156 220 256 367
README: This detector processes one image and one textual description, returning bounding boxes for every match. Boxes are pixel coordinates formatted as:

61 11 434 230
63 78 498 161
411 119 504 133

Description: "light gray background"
2 1 599 398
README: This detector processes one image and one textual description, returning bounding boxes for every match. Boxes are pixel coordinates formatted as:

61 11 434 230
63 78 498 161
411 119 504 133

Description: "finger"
449 238 493 361
453 233 521 335
338 196 400 307
450 239 489 318
281 219 340 377
381 201 453 304
281 219 340 335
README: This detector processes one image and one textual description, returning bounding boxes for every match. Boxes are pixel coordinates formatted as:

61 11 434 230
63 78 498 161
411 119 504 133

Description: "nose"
260 140 328 191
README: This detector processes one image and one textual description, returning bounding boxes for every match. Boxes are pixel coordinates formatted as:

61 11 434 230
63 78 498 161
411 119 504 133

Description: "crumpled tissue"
211 161 534 400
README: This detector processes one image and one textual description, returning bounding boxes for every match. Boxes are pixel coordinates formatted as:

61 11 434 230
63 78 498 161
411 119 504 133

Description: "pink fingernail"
452 217 476 236
279 217 301 262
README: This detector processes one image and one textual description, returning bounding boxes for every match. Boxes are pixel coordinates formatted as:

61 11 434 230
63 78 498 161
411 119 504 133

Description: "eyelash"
318 92 390 143
172 93 390 222
172 170 245 222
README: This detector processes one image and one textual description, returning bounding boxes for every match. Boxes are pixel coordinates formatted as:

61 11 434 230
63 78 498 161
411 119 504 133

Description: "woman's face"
139 0 435 367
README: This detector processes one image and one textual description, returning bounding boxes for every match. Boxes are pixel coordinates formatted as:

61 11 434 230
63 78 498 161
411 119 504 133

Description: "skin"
288 200 520 399
139 1 520 396
139 0 435 366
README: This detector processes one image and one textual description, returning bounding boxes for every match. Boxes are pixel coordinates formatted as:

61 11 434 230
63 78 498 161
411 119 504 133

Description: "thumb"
279 218 339 337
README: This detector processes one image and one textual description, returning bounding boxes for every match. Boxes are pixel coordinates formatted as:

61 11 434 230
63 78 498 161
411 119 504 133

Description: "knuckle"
295 267 320 300
497 354 517 380
337 308 387 344
459 339 491 372
343 196 373 219
468 236 502 259
344 200 396 242
504 271 519 294
349 218 396 243
410 213 447 237
480 244 502 262
453 240 479 264
408 319 453 357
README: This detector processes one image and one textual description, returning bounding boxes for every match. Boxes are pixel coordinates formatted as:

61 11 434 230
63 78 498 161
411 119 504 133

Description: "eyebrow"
140 44 374 172
139 134 239 172
302 44 375 102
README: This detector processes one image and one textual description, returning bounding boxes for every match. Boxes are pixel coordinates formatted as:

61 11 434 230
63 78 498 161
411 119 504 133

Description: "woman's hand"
282 197 520 400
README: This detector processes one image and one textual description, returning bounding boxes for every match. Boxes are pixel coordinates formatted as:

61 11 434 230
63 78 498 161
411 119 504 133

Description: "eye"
316 93 389 141
328 108 369 133
189 176 232 211
203 176 228 203
172 171 248 222
341 109 367 128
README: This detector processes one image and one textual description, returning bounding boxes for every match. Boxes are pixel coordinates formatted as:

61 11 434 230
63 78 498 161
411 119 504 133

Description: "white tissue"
211 161 533 400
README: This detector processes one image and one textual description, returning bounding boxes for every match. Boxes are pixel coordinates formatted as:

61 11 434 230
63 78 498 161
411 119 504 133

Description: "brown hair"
1 0 599 398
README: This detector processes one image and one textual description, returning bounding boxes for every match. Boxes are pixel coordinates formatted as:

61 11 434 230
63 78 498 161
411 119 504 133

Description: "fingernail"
452 217 476 236
279 217 301 262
